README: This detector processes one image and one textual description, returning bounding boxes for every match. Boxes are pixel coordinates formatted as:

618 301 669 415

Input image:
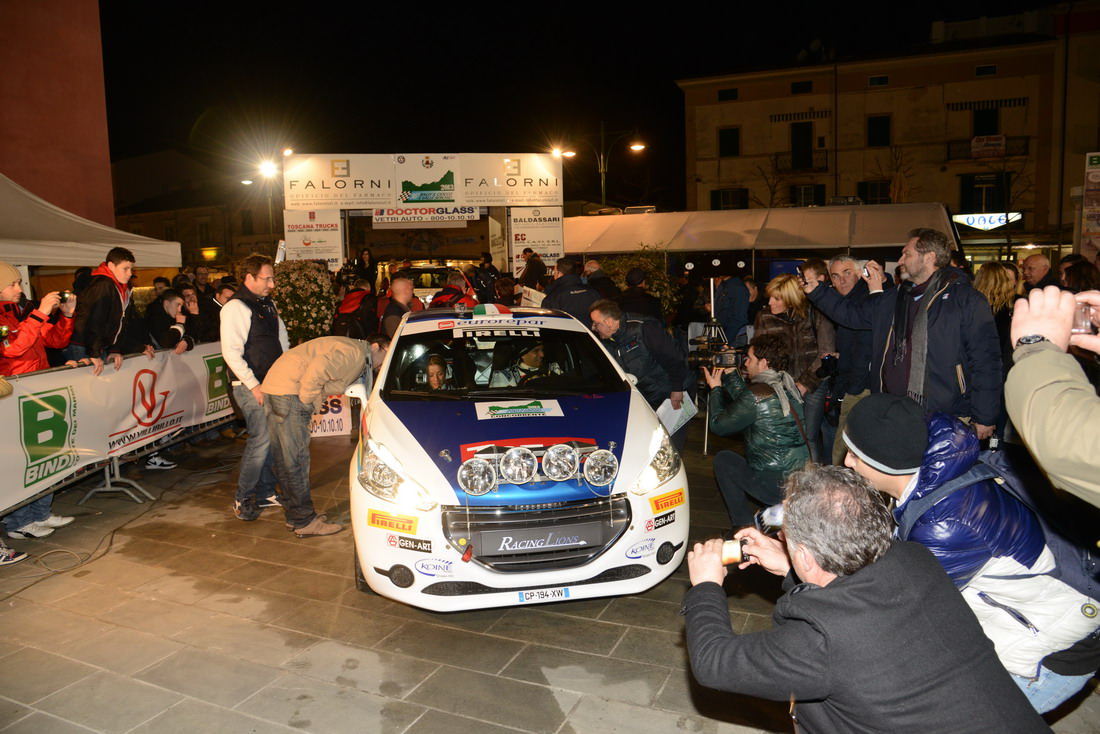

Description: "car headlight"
630 428 682 494
542 443 579 481
499 446 538 484
357 440 437 511
583 449 618 486
457 458 496 496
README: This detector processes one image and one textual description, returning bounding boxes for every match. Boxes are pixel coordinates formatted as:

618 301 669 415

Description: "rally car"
346 305 688 611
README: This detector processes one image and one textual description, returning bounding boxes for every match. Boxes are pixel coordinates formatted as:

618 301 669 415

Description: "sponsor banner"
648 489 685 514
1 344 233 513
1082 153 1100 264
510 207 563 278
473 399 564 420
463 153 563 206
310 395 351 437
645 510 676 532
372 205 479 224
395 153 462 205
284 154 395 209
283 209 344 271
367 509 418 534
284 153 562 211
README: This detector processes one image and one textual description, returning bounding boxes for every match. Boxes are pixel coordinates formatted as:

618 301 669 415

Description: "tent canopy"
564 203 954 255
0 172 181 267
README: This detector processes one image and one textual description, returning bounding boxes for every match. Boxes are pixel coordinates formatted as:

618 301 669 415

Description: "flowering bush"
272 260 337 346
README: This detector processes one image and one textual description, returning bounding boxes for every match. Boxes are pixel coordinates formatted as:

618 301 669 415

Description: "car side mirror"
623 373 639 387
345 383 368 402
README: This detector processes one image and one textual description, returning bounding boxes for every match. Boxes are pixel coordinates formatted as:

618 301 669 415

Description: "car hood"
380 391 634 506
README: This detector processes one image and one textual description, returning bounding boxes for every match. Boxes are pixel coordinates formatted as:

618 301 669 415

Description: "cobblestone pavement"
0 419 1095 733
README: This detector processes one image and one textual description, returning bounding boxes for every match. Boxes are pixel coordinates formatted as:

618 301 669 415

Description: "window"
974 108 999 137
867 115 891 147
959 172 1011 213
241 209 254 236
197 221 211 245
789 184 826 207
710 188 749 210
718 87 738 101
791 80 813 95
868 75 889 87
790 121 813 169
857 181 891 205
975 64 998 77
718 127 741 157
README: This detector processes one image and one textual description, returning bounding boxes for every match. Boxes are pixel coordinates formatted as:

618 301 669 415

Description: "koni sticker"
649 489 685 513
368 510 418 534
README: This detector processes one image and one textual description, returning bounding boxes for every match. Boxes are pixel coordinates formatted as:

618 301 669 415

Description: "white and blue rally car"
346 305 688 611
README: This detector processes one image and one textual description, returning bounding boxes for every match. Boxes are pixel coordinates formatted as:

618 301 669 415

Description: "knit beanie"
0 262 20 290
842 393 926 475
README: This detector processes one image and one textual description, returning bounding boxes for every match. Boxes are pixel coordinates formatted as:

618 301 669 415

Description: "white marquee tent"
0 172 180 267
563 202 955 255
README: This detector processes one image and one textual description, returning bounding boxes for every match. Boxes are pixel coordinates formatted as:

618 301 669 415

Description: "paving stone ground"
0 420 1095 733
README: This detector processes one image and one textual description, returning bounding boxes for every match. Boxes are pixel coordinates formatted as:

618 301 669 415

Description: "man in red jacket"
0 261 76 547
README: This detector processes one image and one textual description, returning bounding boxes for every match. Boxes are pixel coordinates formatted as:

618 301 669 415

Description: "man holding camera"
703 333 809 526
684 465 1047 733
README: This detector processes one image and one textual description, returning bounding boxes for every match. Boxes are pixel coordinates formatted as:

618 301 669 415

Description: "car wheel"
354 549 373 593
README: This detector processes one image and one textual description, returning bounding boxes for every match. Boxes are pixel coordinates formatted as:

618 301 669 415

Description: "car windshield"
382 326 627 398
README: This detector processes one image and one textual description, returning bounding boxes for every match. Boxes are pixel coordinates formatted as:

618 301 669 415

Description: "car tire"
354 550 373 593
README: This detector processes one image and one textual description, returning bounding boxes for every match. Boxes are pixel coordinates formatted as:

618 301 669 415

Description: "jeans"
232 383 277 503
265 394 317 529
801 380 829 463
1011 665 1096 714
713 450 786 526
3 495 51 532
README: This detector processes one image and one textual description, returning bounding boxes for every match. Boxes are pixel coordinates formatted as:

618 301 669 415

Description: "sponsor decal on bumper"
649 489 685 514
368 510 418 534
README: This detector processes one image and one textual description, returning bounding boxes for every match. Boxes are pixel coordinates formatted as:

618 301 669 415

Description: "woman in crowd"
1063 260 1100 294
753 274 834 462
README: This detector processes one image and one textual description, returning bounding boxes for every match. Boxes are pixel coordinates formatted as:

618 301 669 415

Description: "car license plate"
518 587 570 603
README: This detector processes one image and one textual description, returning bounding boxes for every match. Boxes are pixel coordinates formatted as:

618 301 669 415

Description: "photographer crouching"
683 465 1049 733
702 334 810 527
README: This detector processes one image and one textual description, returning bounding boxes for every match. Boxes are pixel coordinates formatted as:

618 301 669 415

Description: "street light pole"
555 123 645 207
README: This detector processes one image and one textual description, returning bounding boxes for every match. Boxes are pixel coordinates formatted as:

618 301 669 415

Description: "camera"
688 337 745 370
58 290 73 303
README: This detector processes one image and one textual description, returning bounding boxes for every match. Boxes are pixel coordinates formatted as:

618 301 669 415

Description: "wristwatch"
1014 334 1048 348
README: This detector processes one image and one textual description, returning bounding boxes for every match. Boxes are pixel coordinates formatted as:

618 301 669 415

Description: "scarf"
751 369 803 416
891 268 952 407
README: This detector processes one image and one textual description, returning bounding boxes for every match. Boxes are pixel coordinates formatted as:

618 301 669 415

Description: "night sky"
99 1 1053 210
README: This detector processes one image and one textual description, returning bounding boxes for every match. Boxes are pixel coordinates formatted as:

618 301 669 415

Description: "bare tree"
749 159 789 208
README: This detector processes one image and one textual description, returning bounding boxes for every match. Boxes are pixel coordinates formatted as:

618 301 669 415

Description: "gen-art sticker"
645 510 676 532
474 399 564 420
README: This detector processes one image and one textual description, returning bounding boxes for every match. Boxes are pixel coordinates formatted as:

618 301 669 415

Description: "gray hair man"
683 465 1048 733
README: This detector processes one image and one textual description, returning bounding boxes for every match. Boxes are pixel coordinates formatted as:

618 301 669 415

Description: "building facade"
678 5 1100 260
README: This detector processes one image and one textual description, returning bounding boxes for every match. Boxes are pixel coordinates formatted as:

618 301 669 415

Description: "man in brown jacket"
261 336 372 537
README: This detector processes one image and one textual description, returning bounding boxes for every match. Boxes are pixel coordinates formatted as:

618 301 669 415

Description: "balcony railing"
774 150 829 173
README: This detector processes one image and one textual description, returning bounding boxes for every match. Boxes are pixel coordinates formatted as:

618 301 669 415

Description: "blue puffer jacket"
898 412 1044 587
898 413 1100 678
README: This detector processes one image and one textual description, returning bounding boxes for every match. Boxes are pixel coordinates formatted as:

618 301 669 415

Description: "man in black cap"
541 258 599 323
843 393 1100 713
616 268 662 321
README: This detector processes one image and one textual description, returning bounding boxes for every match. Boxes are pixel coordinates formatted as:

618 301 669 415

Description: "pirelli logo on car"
368 510 418 534
649 489 685 514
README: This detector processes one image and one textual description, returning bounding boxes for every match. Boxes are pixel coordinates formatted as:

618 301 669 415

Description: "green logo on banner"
204 354 231 415
1089 155 1100 167
19 388 78 486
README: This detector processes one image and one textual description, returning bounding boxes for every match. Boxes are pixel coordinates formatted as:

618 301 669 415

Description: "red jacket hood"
91 262 130 300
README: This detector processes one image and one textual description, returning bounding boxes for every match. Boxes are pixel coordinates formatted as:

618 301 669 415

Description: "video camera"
688 333 745 370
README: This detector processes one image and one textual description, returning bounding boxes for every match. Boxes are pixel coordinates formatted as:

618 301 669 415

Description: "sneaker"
8 521 54 539
0 546 28 566
294 516 343 538
145 453 177 471
258 495 282 508
39 515 74 529
233 497 261 521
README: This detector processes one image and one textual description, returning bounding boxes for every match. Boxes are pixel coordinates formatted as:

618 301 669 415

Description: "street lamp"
554 122 645 206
